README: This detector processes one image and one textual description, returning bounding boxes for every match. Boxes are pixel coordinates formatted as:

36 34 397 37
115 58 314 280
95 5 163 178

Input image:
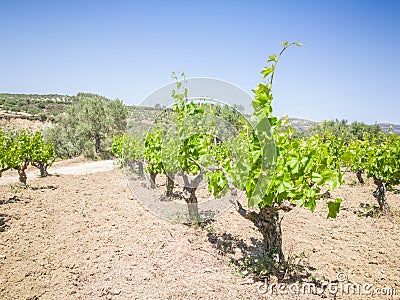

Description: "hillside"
0 93 398 133
287 117 316 132
0 93 74 122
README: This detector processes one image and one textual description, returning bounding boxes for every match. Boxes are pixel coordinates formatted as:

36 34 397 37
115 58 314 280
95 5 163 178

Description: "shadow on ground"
206 230 317 285
0 213 12 232
29 185 58 191
356 203 381 218
0 195 25 205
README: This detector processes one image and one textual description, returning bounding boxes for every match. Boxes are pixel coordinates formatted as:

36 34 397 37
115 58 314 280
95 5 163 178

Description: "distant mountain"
288 118 400 134
376 123 400 134
287 118 316 132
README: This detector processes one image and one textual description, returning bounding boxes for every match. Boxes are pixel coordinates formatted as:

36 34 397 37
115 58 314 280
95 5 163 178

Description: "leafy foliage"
0 128 56 183
198 42 345 218
307 119 382 143
144 129 163 176
111 134 143 161
30 131 56 177
346 132 400 213
50 93 129 157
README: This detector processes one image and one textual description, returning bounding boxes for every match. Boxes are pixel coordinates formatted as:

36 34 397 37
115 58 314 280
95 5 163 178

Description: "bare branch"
177 168 203 188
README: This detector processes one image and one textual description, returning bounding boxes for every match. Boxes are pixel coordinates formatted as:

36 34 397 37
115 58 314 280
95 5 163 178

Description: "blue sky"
0 0 399 124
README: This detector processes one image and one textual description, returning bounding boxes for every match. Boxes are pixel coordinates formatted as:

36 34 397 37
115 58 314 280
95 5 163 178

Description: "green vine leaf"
327 198 342 218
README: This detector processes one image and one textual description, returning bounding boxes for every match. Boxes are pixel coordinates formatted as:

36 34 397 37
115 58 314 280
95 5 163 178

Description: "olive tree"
57 93 128 155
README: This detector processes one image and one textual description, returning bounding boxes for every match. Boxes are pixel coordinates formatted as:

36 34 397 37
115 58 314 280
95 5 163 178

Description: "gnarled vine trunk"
16 161 29 185
356 169 364 184
137 160 144 178
179 171 203 223
32 162 49 177
184 186 200 222
166 172 175 197
149 172 157 189
257 208 284 263
39 163 48 177
18 168 27 185
215 165 288 264
373 176 391 214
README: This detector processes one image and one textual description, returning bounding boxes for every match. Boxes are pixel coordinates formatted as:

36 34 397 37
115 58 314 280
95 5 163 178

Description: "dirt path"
0 159 115 185
0 168 399 299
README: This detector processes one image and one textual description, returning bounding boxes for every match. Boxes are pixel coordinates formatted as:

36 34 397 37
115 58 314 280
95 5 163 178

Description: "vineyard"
1 43 400 299
0 129 55 183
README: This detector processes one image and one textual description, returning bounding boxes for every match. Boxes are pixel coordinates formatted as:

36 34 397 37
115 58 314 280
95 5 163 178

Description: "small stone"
113 288 121 295
246 278 254 284
0 255 6 259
